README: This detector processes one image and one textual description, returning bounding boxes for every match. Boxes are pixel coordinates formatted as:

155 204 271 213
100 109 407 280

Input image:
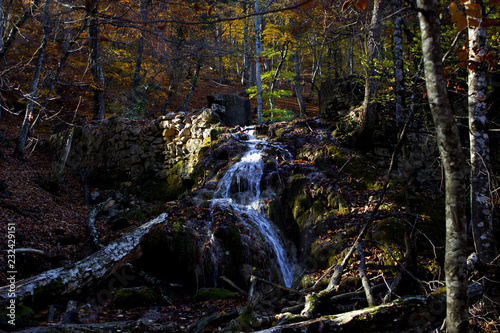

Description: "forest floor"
0 76 320 330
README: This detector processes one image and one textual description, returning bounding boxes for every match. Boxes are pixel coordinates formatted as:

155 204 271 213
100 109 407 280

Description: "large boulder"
206 94 252 127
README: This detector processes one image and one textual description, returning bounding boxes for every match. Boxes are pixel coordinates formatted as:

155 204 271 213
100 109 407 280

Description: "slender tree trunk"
12 0 51 159
254 0 263 123
417 0 469 331
355 0 385 149
468 0 495 264
0 0 42 60
242 5 249 86
130 0 149 113
294 47 306 117
87 0 106 120
394 0 404 126
182 60 202 112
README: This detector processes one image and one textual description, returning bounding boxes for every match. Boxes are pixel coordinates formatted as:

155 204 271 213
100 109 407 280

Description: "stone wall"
48 108 221 192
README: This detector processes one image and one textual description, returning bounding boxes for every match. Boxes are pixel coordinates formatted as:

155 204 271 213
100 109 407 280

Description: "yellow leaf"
449 2 458 14
451 10 465 22
465 3 483 10
465 9 482 18
457 15 467 31
458 50 468 61
468 17 481 27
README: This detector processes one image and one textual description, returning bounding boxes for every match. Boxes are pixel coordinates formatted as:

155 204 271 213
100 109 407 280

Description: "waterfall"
211 128 295 287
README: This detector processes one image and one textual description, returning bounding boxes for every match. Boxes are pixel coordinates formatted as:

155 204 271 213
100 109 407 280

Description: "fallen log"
0 213 168 308
248 283 483 333
14 320 181 333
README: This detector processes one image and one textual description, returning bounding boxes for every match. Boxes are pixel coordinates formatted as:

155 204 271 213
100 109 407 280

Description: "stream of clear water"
211 128 295 287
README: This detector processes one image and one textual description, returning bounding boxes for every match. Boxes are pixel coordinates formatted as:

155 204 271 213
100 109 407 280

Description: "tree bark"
0 214 168 308
241 4 250 86
254 0 263 123
12 0 51 159
130 0 149 113
293 47 306 117
182 60 202 112
355 0 385 150
87 0 106 120
394 0 404 126
468 0 495 265
417 0 469 331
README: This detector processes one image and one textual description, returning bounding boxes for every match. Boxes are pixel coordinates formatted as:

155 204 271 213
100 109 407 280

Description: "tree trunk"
468 0 495 265
394 0 404 126
0 214 168 308
182 60 202 112
242 5 250 86
0 0 42 60
87 0 106 120
417 0 469 331
130 0 149 113
12 0 51 159
293 47 306 117
355 0 385 150
254 0 263 123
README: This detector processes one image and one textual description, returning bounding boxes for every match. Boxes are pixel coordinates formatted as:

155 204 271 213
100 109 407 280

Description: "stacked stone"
49 110 219 186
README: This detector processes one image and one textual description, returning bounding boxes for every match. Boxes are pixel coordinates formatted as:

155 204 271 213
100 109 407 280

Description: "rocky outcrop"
206 94 252 127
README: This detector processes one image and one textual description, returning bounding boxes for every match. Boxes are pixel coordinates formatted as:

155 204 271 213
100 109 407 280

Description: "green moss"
312 200 324 220
109 216 130 231
275 127 286 139
33 278 64 304
193 288 235 302
372 218 406 247
113 287 161 309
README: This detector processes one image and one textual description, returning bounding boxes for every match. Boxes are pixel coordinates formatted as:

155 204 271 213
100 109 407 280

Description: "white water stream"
211 129 295 287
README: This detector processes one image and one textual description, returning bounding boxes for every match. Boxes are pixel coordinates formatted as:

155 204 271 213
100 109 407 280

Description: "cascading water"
210 128 295 287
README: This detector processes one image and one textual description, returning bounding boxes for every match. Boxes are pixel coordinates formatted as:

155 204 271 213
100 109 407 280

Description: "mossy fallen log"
0 214 168 308
246 283 482 333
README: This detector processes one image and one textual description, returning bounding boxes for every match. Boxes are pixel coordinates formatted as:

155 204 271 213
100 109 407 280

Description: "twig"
365 239 427 293
220 275 247 295
383 271 403 303
253 276 306 295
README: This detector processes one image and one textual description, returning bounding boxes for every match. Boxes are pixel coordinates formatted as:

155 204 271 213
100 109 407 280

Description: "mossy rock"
125 209 148 222
214 226 244 265
194 288 235 302
307 238 343 269
372 218 406 247
113 287 161 309
108 216 130 231
32 278 64 305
